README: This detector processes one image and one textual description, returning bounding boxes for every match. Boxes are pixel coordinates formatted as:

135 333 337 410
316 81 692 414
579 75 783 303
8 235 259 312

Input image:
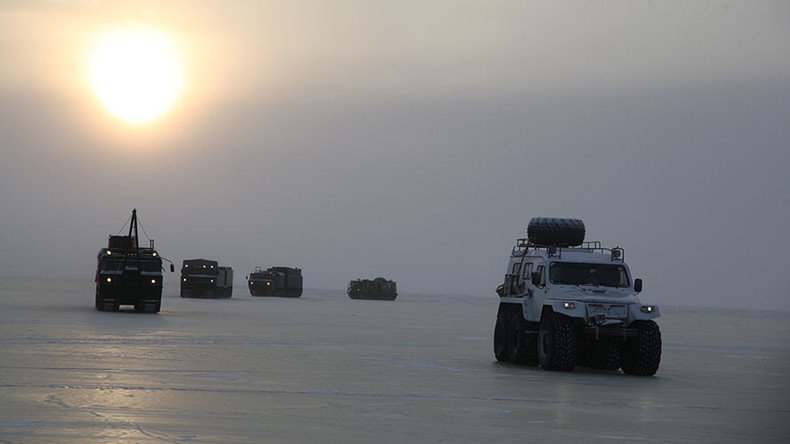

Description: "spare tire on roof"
527 217 585 247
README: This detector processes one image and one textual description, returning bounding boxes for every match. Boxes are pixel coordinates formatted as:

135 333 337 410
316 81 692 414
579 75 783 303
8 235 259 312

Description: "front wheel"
538 312 577 371
622 320 661 376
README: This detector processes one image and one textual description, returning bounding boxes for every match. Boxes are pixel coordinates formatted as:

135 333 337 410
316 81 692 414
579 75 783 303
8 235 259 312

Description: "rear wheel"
590 343 623 371
494 311 511 362
622 320 661 376
508 314 539 366
538 312 577 371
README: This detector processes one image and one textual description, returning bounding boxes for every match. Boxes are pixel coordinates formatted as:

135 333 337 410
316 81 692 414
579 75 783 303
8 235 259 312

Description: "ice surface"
1 278 788 443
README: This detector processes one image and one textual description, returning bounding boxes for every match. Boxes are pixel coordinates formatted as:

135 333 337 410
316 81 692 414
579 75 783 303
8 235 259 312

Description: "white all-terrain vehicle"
494 218 661 375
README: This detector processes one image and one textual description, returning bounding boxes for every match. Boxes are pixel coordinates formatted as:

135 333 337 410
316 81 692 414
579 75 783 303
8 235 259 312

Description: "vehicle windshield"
549 262 630 288
183 266 216 275
100 259 161 272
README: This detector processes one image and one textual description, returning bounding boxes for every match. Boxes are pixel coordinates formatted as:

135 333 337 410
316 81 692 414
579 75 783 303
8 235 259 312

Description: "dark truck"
180 259 234 298
347 277 397 301
248 266 303 297
95 209 174 313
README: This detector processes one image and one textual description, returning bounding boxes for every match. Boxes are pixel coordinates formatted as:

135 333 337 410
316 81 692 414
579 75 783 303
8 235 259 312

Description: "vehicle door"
524 262 546 321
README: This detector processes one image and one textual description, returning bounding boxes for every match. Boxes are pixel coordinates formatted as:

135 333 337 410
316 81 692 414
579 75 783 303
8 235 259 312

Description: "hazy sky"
1 1 789 309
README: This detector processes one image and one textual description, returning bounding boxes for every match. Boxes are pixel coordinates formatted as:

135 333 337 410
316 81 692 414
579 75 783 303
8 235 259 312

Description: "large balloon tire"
494 312 511 362
622 320 662 376
538 312 577 371
509 314 539 366
590 343 624 371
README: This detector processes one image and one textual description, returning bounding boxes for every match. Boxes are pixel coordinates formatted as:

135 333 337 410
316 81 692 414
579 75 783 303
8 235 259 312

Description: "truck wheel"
509 315 539 366
538 312 577 371
622 320 661 376
527 217 585 247
591 343 623 371
494 312 511 362
95 290 103 311
98 298 116 312
141 300 161 314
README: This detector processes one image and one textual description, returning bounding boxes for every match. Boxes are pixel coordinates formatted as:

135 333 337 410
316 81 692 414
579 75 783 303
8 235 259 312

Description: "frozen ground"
1 278 788 443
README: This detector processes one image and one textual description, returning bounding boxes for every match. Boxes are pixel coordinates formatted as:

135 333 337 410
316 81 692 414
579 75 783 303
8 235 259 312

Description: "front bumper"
546 299 660 327
97 282 162 304
249 280 275 294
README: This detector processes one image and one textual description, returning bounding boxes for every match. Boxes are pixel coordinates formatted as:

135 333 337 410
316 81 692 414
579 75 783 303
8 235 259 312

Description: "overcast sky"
1 1 788 309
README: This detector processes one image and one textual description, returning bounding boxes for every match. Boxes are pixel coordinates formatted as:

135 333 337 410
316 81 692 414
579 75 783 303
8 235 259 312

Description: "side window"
535 265 546 287
511 262 521 276
522 262 533 279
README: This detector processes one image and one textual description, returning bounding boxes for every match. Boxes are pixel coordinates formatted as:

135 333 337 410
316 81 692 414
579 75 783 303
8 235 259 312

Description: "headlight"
562 301 575 309
152 252 157 257
106 250 112 255
640 305 654 313
266 282 271 286
210 279 214 283
183 278 187 282
106 277 112 283
151 279 156 284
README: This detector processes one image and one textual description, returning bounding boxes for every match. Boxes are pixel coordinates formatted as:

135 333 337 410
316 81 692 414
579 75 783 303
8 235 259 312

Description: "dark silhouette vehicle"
94 209 174 313
347 277 397 300
248 266 303 297
180 259 233 299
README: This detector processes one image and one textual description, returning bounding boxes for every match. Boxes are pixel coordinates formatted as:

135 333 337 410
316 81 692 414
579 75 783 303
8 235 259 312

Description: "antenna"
128 208 139 249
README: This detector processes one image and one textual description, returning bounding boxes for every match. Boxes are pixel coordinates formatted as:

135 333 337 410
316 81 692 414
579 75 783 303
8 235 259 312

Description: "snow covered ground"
1 278 788 443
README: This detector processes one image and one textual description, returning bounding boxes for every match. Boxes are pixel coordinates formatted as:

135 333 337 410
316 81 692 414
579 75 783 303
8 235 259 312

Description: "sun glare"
88 26 184 125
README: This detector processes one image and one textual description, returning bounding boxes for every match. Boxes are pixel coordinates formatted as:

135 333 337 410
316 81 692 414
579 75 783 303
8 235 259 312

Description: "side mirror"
531 271 541 286
245 275 249 280
634 278 643 293
170 264 175 273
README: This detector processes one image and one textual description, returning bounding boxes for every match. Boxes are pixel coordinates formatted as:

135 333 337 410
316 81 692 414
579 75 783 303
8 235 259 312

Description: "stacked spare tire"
348 278 397 301
527 217 586 247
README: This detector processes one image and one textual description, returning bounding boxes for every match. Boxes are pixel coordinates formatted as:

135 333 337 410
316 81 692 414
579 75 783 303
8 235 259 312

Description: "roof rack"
513 238 625 261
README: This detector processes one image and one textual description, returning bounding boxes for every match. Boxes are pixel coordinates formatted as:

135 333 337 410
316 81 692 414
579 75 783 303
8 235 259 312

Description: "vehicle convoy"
180 259 234 298
347 277 397 301
248 266 303 297
94 209 174 313
494 217 661 375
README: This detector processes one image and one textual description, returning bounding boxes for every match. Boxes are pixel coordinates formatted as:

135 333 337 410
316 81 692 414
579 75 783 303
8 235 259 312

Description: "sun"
88 26 184 125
